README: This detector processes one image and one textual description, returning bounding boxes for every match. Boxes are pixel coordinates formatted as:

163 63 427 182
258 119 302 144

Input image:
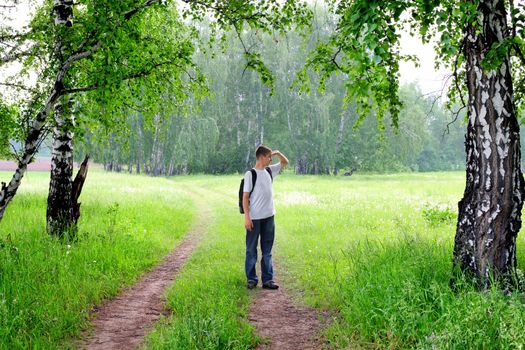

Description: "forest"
75 24 466 175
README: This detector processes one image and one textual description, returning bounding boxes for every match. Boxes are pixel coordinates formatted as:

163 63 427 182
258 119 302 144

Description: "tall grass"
3 170 525 349
0 170 194 349
272 173 525 349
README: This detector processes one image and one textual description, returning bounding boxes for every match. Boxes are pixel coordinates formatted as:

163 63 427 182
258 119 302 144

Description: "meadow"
1 170 525 349
0 170 194 349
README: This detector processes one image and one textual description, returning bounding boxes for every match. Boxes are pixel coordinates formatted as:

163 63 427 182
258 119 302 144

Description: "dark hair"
256 145 272 159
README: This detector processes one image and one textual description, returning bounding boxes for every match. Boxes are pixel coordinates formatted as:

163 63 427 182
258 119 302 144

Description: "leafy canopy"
302 0 525 126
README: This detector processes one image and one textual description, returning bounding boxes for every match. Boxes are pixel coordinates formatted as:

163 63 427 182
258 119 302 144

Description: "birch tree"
46 0 76 236
0 0 312 229
306 0 525 287
0 0 199 224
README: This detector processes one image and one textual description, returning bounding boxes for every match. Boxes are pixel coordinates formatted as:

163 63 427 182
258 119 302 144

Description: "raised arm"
271 150 289 168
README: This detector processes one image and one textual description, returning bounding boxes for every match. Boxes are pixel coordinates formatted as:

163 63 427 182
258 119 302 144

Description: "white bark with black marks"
46 100 75 236
46 0 76 236
0 87 62 220
453 0 525 286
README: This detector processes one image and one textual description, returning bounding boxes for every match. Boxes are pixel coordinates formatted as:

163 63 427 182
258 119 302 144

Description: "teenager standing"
242 145 289 289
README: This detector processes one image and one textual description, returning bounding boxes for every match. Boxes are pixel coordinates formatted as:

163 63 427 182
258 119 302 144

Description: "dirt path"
249 275 327 349
79 192 210 350
80 184 326 349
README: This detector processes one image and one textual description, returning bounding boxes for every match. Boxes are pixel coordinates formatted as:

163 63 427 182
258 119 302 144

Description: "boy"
242 145 289 289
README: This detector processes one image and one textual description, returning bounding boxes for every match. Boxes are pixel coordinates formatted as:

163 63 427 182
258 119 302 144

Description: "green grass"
3 171 525 349
272 173 525 349
0 170 194 349
147 172 525 349
143 178 258 350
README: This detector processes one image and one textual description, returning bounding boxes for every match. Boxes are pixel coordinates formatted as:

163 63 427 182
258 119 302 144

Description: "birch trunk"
257 88 264 146
72 155 89 224
236 97 242 146
334 108 349 175
0 104 53 220
0 0 74 220
46 0 78 237
152 114 161 176
453 0 525 287
47 100 75 236
255 107 261 148
245 119 252 168
136 117 143 174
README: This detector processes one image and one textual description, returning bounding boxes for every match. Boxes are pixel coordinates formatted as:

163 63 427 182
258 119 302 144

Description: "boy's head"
256 145 272 161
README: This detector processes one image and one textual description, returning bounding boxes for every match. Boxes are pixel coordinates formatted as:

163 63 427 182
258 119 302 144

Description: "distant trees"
80 24 465 175
0 0 311 233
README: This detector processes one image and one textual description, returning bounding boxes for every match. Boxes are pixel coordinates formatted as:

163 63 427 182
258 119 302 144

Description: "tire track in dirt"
249 276 328 350
79 189 210 350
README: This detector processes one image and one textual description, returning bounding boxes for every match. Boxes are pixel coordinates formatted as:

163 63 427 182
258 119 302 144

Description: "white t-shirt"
243 163 282 220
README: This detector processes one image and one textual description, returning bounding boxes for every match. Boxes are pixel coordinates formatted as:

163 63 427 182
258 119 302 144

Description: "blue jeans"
245 216 275 284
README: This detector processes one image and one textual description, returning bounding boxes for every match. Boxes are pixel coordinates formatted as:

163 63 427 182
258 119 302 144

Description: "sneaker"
262 281 279 290
247 280 257 289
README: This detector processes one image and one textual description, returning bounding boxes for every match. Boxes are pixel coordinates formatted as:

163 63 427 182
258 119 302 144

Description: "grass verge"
0 170 194 349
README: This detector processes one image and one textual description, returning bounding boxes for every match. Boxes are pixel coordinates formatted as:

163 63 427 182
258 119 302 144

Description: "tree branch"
331 47 342 71
0 82 39 94
124 0 161 20
59 41 101 79
122 101 150 113
443 105 467 139
425 93 441 118
0 28 33 42
235 24 255 79
453 34 467 108
62 85 98 94
9 142 22 163
62 60 187 95
0 45 33 65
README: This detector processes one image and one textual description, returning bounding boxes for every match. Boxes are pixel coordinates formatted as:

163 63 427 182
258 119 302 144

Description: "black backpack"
239 167 273 214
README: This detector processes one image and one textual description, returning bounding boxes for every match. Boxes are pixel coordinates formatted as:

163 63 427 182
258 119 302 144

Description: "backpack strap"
265 166 273 182
250 168 272 196
249 168 257 196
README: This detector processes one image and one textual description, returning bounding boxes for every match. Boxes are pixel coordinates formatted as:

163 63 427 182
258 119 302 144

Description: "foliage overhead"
78 22 466 175
303 0 525 126
0 0 312 159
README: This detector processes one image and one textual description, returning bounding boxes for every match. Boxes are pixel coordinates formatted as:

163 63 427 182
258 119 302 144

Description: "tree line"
77 25 466 175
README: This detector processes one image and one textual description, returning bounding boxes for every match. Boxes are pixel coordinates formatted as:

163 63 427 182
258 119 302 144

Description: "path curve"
249 277 327 349
80 191 210 350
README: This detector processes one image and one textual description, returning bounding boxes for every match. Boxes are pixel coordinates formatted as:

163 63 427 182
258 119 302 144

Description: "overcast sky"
399 31 451 97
